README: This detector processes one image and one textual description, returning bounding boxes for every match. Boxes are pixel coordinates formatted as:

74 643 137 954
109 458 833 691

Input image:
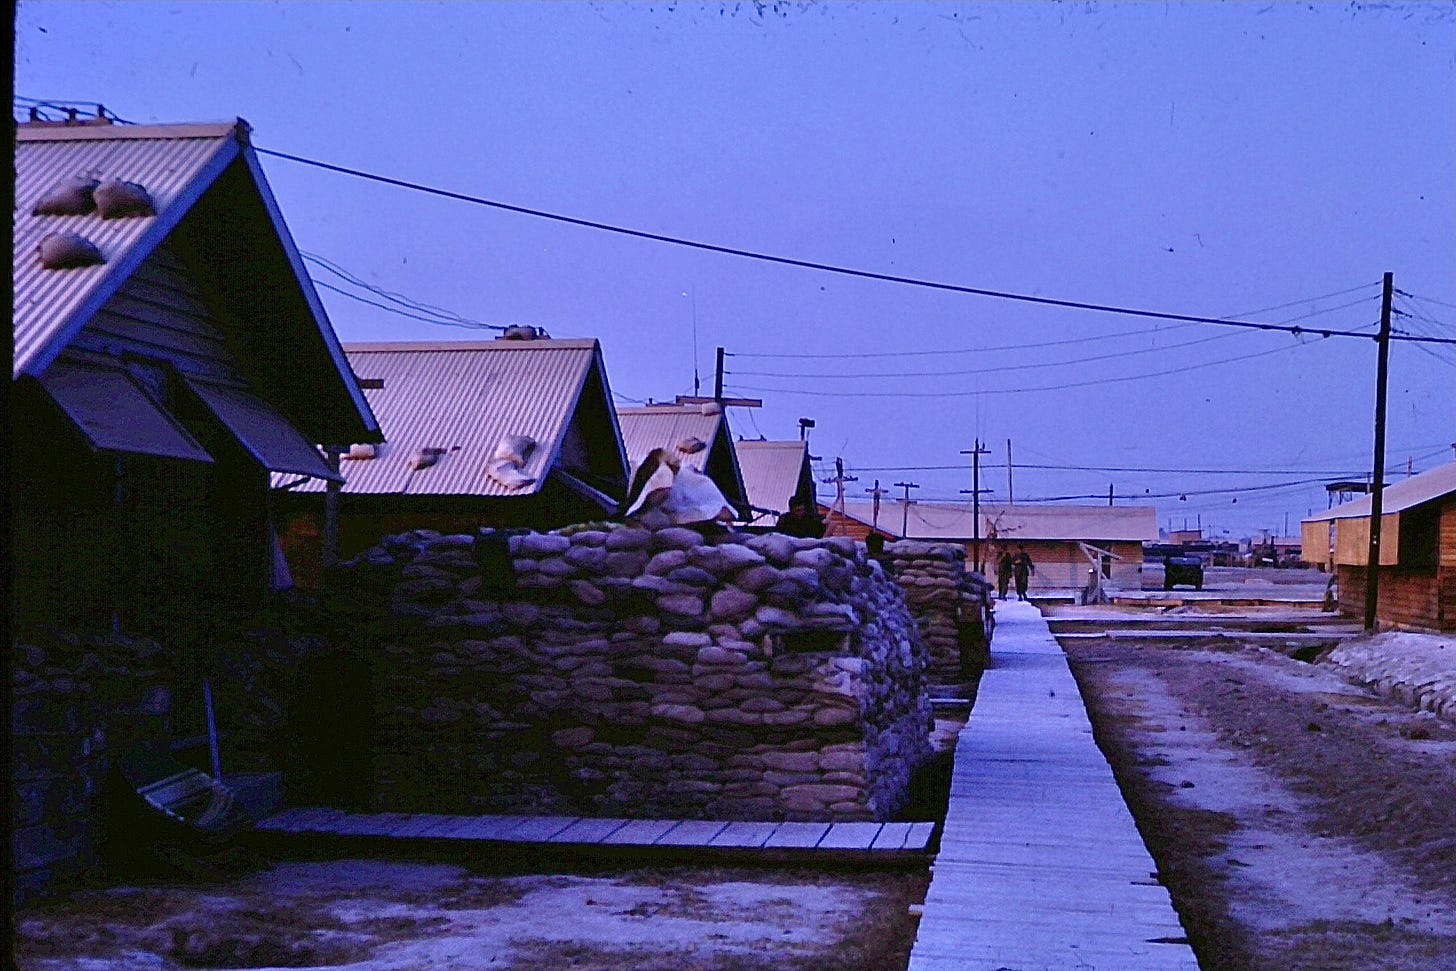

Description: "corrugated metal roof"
833 499 1160 542
1304 461 1456 523
617 404 724 471
292 339 610 497
617 403 749 509
736 440 809 515
14 122 242 378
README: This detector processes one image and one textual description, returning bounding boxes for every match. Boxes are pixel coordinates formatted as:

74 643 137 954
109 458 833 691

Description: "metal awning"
182 375 341 482
39 360 213 462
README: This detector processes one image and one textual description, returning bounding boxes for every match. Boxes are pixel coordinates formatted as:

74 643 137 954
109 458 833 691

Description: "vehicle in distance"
1163 555 1204 591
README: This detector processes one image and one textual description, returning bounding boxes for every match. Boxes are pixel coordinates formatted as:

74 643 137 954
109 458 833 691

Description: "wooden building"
734 439 819 530
617 401 750 518
829 500 1158 592
275 337 629 585
1302 462 1455 631
12 118 381 641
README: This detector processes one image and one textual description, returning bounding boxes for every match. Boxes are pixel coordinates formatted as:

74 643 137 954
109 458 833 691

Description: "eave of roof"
1304 461 1456 523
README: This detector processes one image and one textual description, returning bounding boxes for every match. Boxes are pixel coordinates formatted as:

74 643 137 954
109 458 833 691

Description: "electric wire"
303 252 504 331
729 328 1353 399
729 284 1381 360
727 297 1377 380
252 145 1454 345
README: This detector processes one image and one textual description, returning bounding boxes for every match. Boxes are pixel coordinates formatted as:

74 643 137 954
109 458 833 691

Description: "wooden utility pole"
1365 272 1395 631
960 440 992 572
1108 483 1114 507
865 479 888 533
822 458 857 537
1006 438 1014 505
894 481 920 539
713 346 725 400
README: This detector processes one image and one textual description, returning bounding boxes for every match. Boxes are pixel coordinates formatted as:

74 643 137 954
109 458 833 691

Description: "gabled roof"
1304 461 1456 523
735 440 812 516
13 119 379 444
833 499 1159 542
617 402 749 510
294 338 628 498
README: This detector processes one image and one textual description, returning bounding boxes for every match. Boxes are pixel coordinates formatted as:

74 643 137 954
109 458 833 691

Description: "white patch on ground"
17 862 881 971
1105 662 1456 938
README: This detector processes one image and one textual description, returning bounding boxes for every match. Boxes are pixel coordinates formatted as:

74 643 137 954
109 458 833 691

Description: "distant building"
616 401 750 518
12 118 380 639
1302 462 1455 631
828 500 1158 593
275 337 629 585
733 439 818 530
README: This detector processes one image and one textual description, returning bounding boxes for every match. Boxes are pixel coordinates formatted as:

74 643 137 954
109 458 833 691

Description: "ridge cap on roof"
16 120 246 142
343 338 598 353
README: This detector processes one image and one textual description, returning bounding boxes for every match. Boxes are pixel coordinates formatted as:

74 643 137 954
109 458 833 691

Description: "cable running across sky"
253 145 1453 347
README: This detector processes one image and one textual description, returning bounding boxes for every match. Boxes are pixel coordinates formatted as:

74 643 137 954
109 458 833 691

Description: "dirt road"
1056 613 1456 971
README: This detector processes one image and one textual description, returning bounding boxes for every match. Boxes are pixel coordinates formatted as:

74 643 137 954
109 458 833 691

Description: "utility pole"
821 457 857 537
713 346 725 400
865 479 888 534
960 440 992 573
894 481 920 539
1006 439 1014 505
1108 483 1114 507
1365 272 1395 631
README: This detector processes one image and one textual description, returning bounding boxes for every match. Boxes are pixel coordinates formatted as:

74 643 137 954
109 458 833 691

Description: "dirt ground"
12 860 926 971
1059 616 1456 971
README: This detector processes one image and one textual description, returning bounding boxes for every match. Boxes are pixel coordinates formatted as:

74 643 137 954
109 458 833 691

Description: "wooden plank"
902 821 936 851
604 819 679 845
707 821 780 848
390 814 457 837
763 822 829 849
870 821 912 850
441 815 532 840
817 822 883 850
502 816 578 842
330 813 413 837
653 820 729 846
546 818 630 844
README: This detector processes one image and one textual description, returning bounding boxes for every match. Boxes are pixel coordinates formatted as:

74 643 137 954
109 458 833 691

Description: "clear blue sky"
15 1 1455 538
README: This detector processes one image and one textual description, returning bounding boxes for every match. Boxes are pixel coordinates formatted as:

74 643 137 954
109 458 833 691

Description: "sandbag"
94 179 156 219
37 232 104 269
487 460 536 490
32 176 99 216
659 464 736 525
491 433 536 467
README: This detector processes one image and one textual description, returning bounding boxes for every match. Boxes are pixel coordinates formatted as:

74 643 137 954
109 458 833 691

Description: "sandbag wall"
336 525 933 821
881 541 994 685
10 629 174 902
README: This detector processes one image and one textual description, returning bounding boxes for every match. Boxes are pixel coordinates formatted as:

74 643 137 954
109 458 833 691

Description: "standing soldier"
995 547 1014 600
1011 544 1035 601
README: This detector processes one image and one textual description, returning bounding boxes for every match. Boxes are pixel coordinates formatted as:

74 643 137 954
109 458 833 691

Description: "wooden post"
714 346 725 400
1364 272 1394 631
323 446 343 568
894 481 920 539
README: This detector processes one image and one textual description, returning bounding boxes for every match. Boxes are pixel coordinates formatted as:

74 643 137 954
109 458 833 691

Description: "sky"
14 1 1455 539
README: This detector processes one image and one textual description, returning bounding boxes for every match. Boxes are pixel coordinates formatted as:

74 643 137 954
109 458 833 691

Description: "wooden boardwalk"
256 807 933 856
909 599 1200 971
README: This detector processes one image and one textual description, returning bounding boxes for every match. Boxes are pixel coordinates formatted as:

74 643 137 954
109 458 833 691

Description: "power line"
303 252 504 330
253 146 1453 344
729 330 1343 399
1396 288 1456 311
730 330 1245 379
729 284 1381 360
312 280 502 330
727 295 1380 379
